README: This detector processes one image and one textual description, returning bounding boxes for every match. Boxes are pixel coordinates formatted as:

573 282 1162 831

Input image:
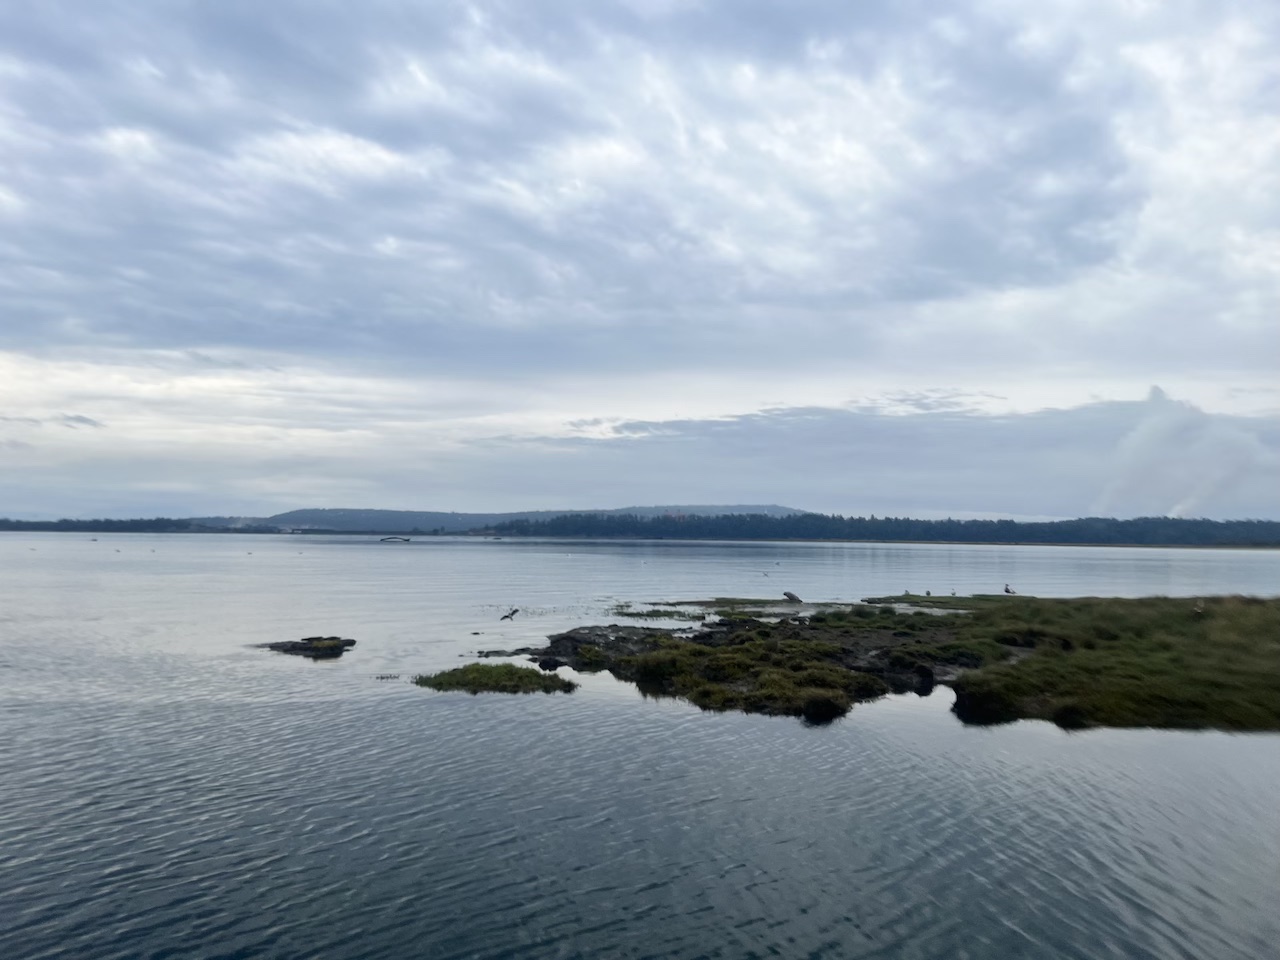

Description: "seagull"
1004 584 1016 595
783 591 802 603
500 608 519 621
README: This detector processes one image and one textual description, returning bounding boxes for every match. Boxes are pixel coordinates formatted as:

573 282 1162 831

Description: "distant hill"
199 504 806 534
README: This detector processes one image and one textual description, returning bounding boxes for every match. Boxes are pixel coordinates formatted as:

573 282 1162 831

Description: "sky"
1 0 1277 521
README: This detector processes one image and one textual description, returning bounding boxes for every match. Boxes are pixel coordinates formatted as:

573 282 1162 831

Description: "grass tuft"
414 663 578 695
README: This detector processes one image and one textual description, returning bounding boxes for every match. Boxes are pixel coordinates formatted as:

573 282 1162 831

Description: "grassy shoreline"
925 595 1280 729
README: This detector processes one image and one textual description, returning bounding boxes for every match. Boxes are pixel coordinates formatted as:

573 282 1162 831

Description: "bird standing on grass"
1004 584 1016 595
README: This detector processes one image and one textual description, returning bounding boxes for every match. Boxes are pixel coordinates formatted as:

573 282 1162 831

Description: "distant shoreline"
3 509 1280 548
3 528 1279 550
479 534 1280 550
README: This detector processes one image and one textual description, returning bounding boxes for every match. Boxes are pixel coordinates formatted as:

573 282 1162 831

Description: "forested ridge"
486 513 1280 546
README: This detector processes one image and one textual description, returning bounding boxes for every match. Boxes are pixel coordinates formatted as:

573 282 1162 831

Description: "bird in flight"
500 608 519 621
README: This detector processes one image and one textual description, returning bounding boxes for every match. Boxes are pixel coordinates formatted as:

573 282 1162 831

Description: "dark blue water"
2 534 1278 959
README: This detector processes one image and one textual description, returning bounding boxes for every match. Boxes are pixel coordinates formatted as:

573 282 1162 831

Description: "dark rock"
912 663 936 696
261 636 356 659
800 693 847 724
538 657 567 671
544 625 670 662
951 685 1021 725
1051 702 1090 729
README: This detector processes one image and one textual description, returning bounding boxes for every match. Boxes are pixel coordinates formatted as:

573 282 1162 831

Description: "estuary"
1 534 1277 960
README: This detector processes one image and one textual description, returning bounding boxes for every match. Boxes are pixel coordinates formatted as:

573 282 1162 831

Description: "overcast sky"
1 0 1277 520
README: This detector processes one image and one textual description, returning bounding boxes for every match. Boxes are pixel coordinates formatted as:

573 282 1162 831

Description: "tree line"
4 512 1279 545
485 513 1280 546
0 518 276 533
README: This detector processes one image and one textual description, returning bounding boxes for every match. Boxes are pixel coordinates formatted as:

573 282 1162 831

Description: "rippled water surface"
2 534 1278 960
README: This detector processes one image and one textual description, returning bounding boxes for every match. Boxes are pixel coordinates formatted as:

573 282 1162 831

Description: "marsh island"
490 595 1280 729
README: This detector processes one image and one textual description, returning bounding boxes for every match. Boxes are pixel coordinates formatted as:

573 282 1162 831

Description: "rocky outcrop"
260 636 356 659
542 625 671 668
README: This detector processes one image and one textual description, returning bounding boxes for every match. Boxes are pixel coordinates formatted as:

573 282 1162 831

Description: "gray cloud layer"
1 383 1275 520
1 2 1277 517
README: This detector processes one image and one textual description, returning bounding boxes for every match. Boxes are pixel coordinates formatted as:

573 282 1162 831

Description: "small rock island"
260 636 357 659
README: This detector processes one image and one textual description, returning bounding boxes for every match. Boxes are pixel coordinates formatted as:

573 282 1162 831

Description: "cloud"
1 2 1278 515
0 413 104 429
1093 388 1280 518
1 355 1275 520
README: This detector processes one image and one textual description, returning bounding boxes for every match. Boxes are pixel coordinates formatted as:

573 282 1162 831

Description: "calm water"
1 533 1278 960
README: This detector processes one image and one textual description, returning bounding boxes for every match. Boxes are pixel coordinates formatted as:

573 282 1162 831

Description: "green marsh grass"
944 595 1280 729
623 636 888 723
414 663 578 695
